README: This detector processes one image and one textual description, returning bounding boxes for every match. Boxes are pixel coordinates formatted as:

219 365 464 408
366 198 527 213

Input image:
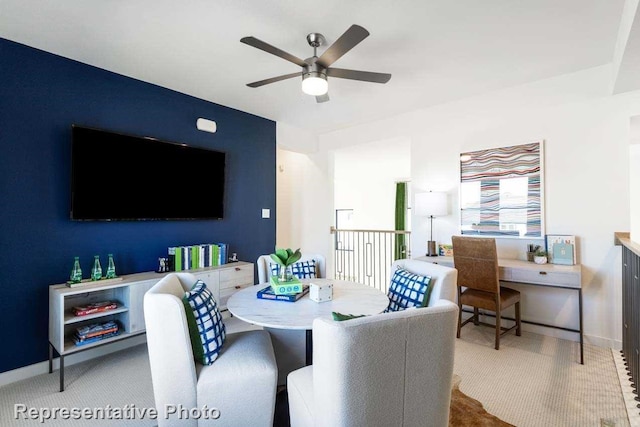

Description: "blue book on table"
257 285 309 302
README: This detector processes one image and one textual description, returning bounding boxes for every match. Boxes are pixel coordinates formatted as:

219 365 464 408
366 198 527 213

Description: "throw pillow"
385 268 433 312
270 259 317 279
182 280 226 365
332 311 366 321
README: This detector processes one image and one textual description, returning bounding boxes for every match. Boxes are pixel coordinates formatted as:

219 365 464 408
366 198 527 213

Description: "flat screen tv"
71 125 225 220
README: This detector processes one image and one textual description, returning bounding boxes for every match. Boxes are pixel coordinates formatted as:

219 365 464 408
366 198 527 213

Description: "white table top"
226 279 389 330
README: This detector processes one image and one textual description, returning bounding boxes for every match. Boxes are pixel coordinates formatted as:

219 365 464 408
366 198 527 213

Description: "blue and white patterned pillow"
270 259 317 279
182 280 226 365
385 268 433 312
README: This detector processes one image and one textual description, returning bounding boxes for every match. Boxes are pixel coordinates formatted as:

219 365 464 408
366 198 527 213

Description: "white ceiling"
0 0 626 135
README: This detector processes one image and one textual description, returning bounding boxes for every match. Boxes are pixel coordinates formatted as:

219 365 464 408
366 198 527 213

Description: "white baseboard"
463 312 621 349
0 335 147 388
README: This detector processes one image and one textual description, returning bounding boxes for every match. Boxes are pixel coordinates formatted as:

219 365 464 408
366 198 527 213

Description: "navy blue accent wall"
0 38 276 373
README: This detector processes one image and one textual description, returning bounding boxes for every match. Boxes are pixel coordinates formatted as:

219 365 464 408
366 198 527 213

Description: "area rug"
450 375 514 427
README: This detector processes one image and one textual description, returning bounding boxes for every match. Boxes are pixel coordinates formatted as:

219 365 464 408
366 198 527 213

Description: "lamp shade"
302 75 328 96
414 192 448 217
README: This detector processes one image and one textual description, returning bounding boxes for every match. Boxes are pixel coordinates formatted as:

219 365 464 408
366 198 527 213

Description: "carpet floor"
0 321 632 426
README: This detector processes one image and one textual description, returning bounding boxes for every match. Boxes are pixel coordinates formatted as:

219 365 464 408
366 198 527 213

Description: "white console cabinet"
48 261 253 391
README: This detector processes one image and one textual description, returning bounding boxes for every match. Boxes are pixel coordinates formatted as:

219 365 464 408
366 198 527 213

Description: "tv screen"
71 125 225 220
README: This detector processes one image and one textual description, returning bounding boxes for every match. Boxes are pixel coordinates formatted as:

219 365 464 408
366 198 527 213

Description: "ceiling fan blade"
246 72 300 88
316 25 370 68
241 36 306 67
316 93 330 103
327 68 391 83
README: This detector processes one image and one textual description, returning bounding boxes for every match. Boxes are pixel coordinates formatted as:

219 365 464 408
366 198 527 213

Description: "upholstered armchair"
256 253 327 284
390 258 458 304
287 300 459 427
144 272 278 427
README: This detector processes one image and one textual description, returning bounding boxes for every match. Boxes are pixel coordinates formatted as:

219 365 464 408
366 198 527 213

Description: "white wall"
631 143 640 242
283 64 640 348
334 138 410 230
275 147 332 258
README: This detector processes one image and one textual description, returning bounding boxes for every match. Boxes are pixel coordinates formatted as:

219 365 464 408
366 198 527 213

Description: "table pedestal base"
266 328 306 386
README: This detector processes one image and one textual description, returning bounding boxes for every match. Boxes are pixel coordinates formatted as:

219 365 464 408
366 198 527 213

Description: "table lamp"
415 191 448 256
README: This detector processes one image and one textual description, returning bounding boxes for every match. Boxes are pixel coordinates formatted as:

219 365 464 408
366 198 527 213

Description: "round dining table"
227 278 389 366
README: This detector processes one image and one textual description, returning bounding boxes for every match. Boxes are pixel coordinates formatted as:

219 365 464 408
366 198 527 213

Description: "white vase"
534 256 547 265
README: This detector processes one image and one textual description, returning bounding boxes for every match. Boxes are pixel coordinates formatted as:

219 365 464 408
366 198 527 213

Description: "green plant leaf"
270 254 285 266
286 249 302 266
274 249 288 262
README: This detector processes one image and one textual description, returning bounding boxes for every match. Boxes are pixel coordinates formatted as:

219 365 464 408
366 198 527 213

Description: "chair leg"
473 307 479 325
457 301 462 338
515 302 522 336
495 310 501 350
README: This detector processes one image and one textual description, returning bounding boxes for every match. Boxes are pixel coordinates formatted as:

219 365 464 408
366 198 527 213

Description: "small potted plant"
270 248 302 282
534 250 548 265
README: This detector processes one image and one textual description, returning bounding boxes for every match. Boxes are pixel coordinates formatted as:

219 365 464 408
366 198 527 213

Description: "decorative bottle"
70 257 82 283
91 255 102 281
106 254 116 279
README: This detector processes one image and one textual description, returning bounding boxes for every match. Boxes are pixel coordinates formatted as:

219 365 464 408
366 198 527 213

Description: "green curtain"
394 182 407 260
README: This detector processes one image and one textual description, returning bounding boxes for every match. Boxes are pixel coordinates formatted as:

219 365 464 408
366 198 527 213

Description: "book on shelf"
72 301 118 317
75 320 119 338
545 235 576 265
74 330 119 346
168 242 230 271
257 285 309 302
74 320 120 346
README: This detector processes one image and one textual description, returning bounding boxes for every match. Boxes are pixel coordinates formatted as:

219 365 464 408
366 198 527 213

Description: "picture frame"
459 141 544 239
545 234 576 265
438 244 453 257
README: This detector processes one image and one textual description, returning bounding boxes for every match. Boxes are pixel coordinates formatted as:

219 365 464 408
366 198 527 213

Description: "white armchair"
144 273 278 427
256 253 327 384
256 253 327 284
287 300 459 427
390 258 457 304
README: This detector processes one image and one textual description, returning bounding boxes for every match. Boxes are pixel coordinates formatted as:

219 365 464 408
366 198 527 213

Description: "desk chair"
452 236 521 350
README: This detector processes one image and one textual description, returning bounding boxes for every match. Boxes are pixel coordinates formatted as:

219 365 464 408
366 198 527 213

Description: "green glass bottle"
91 255 102 281
106 254 116 279
70 257 82 283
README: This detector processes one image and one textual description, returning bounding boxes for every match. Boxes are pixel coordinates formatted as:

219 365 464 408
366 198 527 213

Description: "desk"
415 256 584 364
227 279 389 366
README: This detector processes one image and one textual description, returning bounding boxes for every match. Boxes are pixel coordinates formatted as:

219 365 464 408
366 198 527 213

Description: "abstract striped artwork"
460 142 543 238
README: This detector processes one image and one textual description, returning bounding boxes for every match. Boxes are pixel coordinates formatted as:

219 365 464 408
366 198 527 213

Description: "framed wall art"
459 141 544 239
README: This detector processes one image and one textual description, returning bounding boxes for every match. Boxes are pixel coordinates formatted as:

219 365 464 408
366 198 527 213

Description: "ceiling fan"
240 24 391 103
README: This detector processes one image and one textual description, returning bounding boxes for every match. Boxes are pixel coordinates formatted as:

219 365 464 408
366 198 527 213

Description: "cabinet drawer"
220 264 254 290
506 268 580 288
219 283 252 309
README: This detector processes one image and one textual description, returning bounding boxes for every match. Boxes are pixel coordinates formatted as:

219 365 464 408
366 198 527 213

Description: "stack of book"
167 243 229 271
74 320 120 346
257 285 309 302
72 301 117 317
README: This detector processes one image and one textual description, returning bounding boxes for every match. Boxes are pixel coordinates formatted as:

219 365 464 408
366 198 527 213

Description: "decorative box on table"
309 282 333 303
270 276 303 295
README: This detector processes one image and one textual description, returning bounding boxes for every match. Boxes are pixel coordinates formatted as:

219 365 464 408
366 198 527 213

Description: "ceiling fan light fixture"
302 73 328 96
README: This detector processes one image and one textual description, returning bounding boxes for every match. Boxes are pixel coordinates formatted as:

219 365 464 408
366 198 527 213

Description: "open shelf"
63 303 129 325
63 330 144 354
